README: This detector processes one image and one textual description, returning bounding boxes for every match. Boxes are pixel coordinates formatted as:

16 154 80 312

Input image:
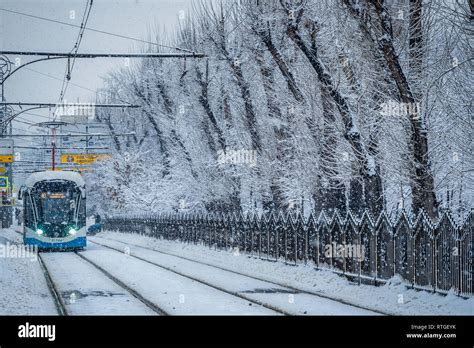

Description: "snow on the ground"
97 231 474 316
80 243 277 315
1 227 23 244
2 226 471 316
40 252 156 315
89 237 375 315
0 233 57 315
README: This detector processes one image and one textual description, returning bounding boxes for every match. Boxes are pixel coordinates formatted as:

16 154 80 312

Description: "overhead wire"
0 7 194 53
54 0 94 119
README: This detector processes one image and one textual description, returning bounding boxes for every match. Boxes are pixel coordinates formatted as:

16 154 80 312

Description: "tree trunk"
133 85 171 178
255 49 290 210
319 86 347 213
282 6 382 215
368 0 438 217
195 64 226 151
228 60 262 152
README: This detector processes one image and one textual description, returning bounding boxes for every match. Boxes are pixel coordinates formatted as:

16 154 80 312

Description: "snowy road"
1 228 379 315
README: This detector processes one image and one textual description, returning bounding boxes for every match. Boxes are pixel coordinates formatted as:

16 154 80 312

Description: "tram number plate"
49 238 66 242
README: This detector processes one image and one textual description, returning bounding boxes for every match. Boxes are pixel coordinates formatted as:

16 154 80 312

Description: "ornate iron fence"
103 209 473 297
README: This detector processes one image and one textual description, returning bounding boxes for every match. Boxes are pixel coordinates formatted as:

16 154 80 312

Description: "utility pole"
86 124 89 154
0 58 8 134
51 127 56 170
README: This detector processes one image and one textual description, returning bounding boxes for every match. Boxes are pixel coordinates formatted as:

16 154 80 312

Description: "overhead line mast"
0 51 207 85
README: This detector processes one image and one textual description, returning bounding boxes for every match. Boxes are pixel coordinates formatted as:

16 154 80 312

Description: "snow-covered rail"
87 240 289 315
89 236 380 315
73 252 168 315
5 228 163 315
2 229 280 315
1 228 379 315
39 251 160 315
37 253 68 316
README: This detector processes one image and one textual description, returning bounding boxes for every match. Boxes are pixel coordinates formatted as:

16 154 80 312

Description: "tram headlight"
68 227 77 235
36 229 44 236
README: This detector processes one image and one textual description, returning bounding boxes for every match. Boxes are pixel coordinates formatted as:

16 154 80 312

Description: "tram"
22 171 86 250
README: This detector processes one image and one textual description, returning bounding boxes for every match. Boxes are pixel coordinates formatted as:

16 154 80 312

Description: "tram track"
4 228 383 315
72 251 168 315
40 250 167 315
7 229 281 315
82 241 288 315
37 252 68 316
89 237 384 315
5 230 166 315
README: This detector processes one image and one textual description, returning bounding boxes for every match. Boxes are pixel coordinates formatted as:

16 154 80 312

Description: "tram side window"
24 195 35 228
76 195 86 228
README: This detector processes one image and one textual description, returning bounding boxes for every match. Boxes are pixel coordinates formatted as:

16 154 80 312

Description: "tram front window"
32 181 80 236
40 193 75 224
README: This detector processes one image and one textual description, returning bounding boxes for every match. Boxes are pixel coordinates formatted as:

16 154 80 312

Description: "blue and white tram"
22 171 86 250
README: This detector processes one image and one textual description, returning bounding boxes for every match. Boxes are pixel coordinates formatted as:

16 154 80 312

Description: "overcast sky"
1 0 192 133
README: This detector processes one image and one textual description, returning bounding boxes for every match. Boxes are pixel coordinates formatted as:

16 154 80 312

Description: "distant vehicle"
87 214 102 235
87 223 101 235
22 171 86 250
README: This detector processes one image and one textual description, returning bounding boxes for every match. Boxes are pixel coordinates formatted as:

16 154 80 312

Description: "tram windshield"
32 181 81 226
23 174 86 237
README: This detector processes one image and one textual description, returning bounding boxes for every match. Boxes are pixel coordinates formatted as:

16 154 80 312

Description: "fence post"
457 238 462 296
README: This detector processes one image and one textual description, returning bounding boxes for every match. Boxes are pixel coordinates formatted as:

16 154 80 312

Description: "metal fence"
104 209 473 297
